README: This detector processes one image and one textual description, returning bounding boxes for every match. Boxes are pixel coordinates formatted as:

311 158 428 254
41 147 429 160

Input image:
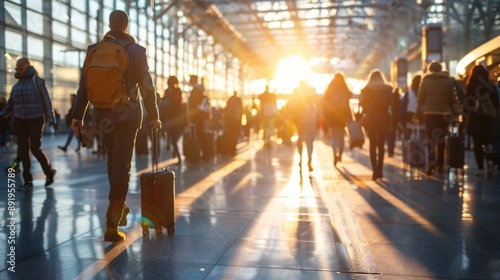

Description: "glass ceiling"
155 0 433 79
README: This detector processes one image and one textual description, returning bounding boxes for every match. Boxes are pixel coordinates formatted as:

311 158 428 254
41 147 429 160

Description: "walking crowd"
2 59 500 184
1 10 500 243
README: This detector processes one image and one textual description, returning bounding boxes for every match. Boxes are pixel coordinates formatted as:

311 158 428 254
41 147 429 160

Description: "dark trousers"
386 129 396 156
471 132 494 170
193 119 207 157
367 129 387 173
101 122 138 227
14 117 52 182
167 121 184 161
225 119 241 153
424 114 450 167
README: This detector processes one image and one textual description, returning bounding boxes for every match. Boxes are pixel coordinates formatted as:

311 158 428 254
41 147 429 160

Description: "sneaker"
104 227 126 242
5 161 20 173
58 146 67 152
474 169 484 177
45 169 57 187
18 182 33 191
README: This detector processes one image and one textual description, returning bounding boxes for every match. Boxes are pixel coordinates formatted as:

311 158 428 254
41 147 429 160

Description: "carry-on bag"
141 129 175 235
347 121 364 149
446 122 465 169
182 124 201 162
404 126 426 168
201 131 215 159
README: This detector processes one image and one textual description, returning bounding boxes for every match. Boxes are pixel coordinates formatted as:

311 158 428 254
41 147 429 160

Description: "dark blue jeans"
101 122 138 227
14 117 52 182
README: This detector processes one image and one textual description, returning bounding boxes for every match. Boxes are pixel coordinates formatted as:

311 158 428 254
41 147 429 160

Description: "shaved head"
16 57 32 68
109 10 129 31
15 57 32 75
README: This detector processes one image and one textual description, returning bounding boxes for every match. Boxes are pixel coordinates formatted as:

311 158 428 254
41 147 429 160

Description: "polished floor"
1 131 500 280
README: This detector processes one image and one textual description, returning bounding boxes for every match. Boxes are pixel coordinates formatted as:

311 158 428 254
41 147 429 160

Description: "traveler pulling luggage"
140 129 175 235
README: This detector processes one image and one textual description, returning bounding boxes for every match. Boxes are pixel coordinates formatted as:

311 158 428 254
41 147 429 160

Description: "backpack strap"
32 75 48 120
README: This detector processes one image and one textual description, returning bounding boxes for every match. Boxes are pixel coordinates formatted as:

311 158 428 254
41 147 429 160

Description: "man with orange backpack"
71 10 161 242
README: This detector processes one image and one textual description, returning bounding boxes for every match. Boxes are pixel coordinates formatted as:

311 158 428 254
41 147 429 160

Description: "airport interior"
1 0 500 279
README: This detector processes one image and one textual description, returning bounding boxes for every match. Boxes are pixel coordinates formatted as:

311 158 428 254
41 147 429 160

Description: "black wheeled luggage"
141 129 175 235
446 122 465 169
182 124 201 162
201 131 215 159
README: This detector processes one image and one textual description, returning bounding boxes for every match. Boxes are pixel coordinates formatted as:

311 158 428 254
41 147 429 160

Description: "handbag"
475 93 497 120
347 121 365 149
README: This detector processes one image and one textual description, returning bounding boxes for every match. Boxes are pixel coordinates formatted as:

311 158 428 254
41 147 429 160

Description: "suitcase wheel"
167 226 175 235
142 226 149 236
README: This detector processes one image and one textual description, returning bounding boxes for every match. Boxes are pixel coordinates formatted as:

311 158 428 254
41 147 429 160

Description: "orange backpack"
84 35 131 108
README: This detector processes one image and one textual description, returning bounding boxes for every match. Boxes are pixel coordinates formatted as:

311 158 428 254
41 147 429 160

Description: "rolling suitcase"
404 127 426 168
446 122 465 169
182 124 201 162
202 131 215 159
140 129 175 235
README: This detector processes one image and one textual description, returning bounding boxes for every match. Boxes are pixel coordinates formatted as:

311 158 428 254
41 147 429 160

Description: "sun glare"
270 55 309 94
268 55 366 96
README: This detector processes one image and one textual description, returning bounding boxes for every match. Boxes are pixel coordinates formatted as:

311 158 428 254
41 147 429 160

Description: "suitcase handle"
412 125 420 140
151 128 160 173
449 121 461 137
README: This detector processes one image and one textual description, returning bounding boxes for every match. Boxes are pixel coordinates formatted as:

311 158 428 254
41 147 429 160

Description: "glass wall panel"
52 43 69 65
103 7 113 26
5 30 22 53
53 21 69 41
52 1 69 22
129 9 138 38
139 13 147 27
116 0 126 10
27 0 43 13
89 0 100 18
27 36 44 59
4 3 22 27
104 0 114 9
72 28 87 47
26 10 44 35
72 0 87 12
71 10 87 29
89 18 98 40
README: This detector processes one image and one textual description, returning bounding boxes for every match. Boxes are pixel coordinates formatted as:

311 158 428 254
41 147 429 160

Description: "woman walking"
359 70 394 180
163 76 187 164
323 72 352 167
464 65 499 176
